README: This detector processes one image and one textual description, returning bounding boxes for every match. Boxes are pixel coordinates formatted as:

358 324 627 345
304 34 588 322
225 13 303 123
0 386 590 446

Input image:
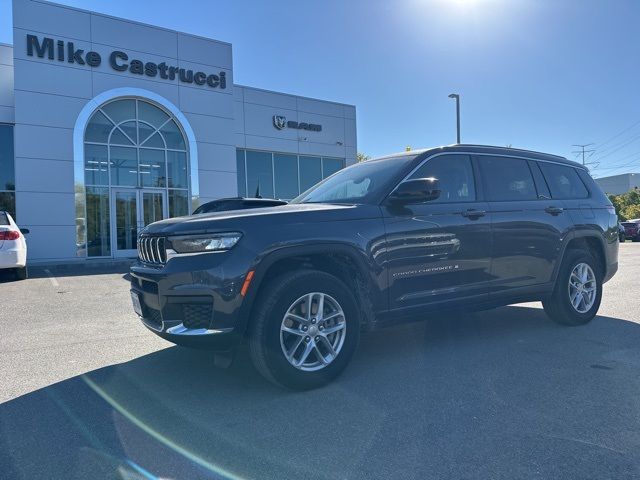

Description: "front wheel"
543 250 602 326
248 270 360 390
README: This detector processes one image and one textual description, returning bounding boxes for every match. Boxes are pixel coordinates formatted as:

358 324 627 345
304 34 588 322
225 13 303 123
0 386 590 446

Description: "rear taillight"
0 230 20 240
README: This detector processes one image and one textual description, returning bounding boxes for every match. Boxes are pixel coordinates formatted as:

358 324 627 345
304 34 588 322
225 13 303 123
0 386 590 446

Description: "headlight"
169 233 242 254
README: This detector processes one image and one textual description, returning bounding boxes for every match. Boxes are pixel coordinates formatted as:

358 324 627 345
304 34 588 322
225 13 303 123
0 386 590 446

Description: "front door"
381 154 493 311
112 189 167 257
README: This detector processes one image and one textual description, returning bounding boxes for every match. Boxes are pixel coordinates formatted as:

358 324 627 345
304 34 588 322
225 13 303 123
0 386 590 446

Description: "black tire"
14 267 27 280
543 249 602 326
248 270 360 390
634 235 640 243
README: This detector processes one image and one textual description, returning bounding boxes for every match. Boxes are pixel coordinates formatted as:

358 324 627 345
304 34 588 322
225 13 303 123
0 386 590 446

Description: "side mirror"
389 177 441 204
20 228 30 235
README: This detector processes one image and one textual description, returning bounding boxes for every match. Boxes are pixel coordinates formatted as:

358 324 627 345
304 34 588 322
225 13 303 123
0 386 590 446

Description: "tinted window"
479 156 537 201
539 163 589 199
0 125 15 220
299 156 322 192
274 154 299 199
0 211 9 225
236 149 246 197
246 150 274 198
322 158 344 178
409 154 476 203
292 155 416 204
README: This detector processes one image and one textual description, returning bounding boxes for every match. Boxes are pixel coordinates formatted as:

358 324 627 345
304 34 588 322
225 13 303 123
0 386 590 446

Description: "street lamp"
448 93 461 144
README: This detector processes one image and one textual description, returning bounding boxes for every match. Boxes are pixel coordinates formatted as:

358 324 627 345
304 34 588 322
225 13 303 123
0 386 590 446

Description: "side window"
409 154 476 203
539 163 589 199
479 156 537 201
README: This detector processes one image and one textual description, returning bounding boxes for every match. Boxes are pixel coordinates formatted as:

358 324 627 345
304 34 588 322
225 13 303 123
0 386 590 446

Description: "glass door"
111 189 167 257
142 190 165 227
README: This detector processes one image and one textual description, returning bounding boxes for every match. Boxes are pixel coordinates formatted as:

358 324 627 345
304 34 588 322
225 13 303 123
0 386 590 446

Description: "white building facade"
0 0 357 263
594 173 640 195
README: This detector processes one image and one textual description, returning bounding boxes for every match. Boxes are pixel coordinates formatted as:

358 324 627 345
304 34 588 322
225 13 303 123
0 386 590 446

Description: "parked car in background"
193 197 288 215
621 221 640 242
618 223 626 242
131 145 619 389
0 211 29 280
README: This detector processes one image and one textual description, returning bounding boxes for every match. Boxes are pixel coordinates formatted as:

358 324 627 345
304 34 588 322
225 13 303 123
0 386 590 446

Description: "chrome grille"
138 236 167 265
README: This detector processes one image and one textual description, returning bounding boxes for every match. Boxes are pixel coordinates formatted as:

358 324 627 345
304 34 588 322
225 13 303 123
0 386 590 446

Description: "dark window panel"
410 154 476 203
246 150 274 198
539 163 589 199
236 149 246 197
479 156 537 201
0 125 15 191
274 153 299 199
299 156 322 193
0 192 15 220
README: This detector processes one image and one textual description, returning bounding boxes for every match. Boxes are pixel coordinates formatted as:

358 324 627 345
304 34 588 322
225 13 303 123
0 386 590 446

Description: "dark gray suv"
130 145 619 389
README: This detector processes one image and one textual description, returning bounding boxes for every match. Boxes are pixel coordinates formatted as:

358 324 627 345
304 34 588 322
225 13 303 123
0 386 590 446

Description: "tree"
609 194 626 221
608 189 640 221
622 204 640 221
357 152 370 163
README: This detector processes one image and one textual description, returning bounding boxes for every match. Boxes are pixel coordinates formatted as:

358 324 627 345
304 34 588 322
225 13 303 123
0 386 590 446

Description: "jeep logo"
272 115 322 132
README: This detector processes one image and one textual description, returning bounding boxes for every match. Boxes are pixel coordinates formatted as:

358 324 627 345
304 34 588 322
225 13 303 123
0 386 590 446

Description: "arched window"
80 98 190 257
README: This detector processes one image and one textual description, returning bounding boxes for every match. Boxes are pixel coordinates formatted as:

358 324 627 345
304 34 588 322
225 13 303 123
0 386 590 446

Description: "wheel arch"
237 243 381 336
556 231 607 281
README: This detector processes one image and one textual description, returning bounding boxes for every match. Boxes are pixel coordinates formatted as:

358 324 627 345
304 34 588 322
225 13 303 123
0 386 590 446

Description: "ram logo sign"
273 115 287 130
272 115 322 132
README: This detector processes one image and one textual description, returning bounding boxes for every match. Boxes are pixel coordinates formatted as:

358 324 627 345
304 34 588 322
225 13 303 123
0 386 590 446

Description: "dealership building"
594 173 640 195
0 0 357 263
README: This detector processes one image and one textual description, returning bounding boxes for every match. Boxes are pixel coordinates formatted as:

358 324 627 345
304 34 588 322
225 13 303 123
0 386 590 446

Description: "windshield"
291 154 416 204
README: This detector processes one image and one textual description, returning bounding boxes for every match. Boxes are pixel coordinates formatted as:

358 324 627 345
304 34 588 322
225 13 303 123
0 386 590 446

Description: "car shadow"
1 306 640 479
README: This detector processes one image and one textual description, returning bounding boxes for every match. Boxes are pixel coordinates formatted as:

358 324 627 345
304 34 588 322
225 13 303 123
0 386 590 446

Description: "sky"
1 0 640 177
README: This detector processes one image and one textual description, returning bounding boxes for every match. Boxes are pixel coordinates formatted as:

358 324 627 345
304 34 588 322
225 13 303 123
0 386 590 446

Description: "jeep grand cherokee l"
130 145 619 389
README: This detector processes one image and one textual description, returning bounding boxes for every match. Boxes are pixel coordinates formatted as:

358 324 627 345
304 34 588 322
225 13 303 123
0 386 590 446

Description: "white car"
0 211 28 280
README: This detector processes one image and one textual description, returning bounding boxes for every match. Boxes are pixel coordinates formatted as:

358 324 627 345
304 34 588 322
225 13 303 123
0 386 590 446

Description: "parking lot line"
44 269 60 287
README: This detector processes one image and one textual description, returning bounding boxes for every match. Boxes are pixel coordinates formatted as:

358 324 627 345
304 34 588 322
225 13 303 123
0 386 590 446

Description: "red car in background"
621 221 640 242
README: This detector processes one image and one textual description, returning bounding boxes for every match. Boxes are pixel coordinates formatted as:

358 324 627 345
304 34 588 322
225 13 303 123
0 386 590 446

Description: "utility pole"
448 93 461 144
572 143 597 168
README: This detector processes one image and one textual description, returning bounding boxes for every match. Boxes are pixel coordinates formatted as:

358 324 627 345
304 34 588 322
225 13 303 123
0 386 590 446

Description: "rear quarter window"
539 163 589 199
0 212 9 225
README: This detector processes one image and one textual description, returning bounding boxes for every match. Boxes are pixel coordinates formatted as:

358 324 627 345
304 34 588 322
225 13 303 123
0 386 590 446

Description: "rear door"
381 154 492 310
537 161 594 227
478 156 572 296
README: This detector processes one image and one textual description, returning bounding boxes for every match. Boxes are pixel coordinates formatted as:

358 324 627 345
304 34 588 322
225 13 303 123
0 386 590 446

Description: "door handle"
545 206 564 215
461 209 486 218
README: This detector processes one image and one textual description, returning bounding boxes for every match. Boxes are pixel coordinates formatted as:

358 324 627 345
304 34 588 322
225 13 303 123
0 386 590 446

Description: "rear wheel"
248 270 360 390
543 250 601 326
14 267 27 280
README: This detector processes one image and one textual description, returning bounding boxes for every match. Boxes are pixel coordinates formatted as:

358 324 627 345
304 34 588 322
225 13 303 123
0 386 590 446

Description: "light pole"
448 93 461 144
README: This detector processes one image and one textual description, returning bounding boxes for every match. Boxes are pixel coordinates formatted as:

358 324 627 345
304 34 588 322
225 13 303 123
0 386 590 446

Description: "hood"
143 203 379 235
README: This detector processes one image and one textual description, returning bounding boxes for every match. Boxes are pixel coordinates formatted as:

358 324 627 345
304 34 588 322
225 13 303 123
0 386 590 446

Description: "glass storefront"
77 98 190 257
236 149 346 200
0 124 15 219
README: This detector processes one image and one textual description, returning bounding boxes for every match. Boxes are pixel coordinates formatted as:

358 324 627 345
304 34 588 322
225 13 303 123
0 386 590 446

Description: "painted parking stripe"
44 269 60 287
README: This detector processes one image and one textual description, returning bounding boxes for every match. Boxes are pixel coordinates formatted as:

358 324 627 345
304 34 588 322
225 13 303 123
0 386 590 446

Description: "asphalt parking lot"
1 244 639 479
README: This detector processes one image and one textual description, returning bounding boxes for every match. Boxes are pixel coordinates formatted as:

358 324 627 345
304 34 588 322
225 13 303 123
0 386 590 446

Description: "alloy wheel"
279 292 346 371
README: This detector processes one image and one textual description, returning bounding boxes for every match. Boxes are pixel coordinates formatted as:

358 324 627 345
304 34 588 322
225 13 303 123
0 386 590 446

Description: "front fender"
235 242 384 336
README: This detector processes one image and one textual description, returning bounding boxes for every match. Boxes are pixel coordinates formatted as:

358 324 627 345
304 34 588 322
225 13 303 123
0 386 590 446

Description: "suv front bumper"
129 252 250 351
